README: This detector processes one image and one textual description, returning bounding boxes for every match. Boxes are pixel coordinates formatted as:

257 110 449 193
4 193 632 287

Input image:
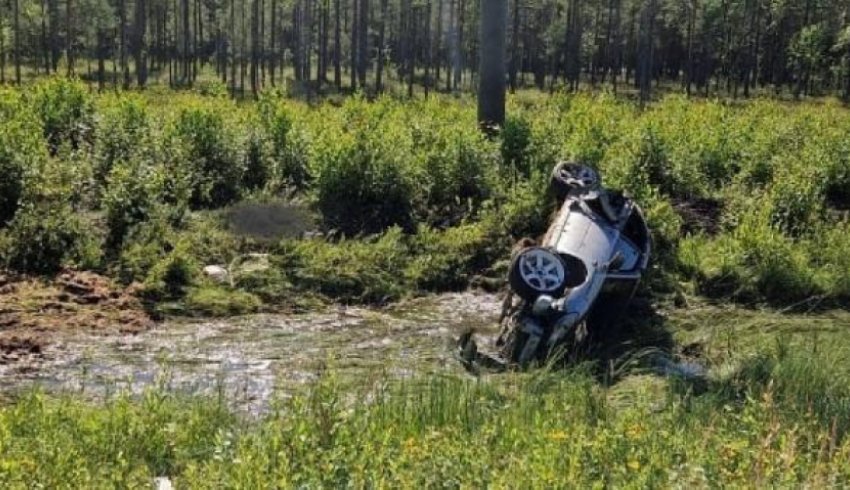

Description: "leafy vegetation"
2 80 850 312
1 333 849 487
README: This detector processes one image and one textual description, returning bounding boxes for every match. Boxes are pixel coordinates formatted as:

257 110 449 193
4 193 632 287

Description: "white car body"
500 165 651 365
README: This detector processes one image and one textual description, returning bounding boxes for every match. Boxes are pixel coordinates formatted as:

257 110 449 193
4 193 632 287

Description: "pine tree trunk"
425 0 432 97
66 0 75 76
1 3 6 83
13 0 21 84
350 0 357 89
230 0 237 93
251 0 259 94
270 0 276 86
435 0 443 84
376 0 387 91
135 0 148 87
334 0 342 88
508 0 519 92
637 0 655 107
478 0 507 127
408 5 416 98
357 0 368 87
321 0 330 83
40 0 48 74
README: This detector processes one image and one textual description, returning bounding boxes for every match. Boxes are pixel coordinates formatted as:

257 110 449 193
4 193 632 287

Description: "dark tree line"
1 0 849 99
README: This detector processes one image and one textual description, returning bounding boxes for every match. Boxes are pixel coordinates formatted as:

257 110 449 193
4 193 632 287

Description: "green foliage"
93 94 151 187
102 160 165 249
315 130 415 235
501 115 532 176
29 78 94 154
184 286 262 316
2 340 850 487
279 228 411 303
172 102 245 209
257 93 312 190
142 244 199 300
0 89 46 227
1 201 100 274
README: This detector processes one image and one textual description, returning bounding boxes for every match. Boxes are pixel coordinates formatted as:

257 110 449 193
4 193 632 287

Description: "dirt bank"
0 270 154 363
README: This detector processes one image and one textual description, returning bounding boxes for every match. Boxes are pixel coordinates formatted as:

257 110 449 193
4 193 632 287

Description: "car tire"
550 161 601 201
508 247 568 301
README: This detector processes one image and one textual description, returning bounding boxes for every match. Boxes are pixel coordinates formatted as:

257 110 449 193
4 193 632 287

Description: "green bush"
1 202 100 274
172 103 245 209
278 228 410 303
93 95 151 187
29 78 95 154
142 244 199 300
102 160 165 249
0 90 46 227
314 131 414 235
257 94 312 189
501 115 532 177
184 286 262 316
405 224 496 291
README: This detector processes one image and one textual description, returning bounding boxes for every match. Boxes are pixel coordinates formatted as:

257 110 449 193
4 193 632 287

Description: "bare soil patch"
673 197 724 236
0 270 154 363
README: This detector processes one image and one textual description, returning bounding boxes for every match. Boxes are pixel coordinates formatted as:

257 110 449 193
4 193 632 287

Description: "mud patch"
0 270 154 362
673 197 723 236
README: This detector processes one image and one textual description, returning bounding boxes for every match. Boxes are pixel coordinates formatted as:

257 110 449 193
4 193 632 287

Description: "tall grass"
2 341 849 487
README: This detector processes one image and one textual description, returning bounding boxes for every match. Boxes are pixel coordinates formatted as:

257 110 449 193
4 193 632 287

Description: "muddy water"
0 292 502 409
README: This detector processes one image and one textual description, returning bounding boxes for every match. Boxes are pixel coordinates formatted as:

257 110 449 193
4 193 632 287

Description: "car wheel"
550 161 601 200
509 247 568 301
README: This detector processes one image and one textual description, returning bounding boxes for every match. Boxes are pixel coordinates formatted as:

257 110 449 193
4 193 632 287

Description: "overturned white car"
495 162 651 366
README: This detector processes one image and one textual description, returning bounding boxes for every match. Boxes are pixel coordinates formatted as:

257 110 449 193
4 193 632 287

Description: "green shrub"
93 95 150 187
142 244 199 300
184 286 262 316
315 131 414 235
501 115 532 177
257 94 312 189
116 213 177 284
29 78 95 154
172 103 245 209
0 90 46 227
279 228 410 303
102 160 165 249
2 202 100 274
405 224 496 291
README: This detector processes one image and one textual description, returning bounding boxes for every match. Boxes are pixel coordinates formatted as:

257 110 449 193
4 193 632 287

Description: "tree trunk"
637 0 655 107
376 0 387 92
66 0 75 76
334 0 342 88
478 0 507 128
230 0 237 93
270 0 277 86
13 0 21 84
685 0 694 96
251 0 259 94
408 5 416 98
40 0 48 74
321 0 330 83
357 0 368 87
182 0 190 83
508 0 519 92
1 3 6 83
446 0 455 91
135 0 148 87
350 0 357 89
425 0 432 97
435 0 443 84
